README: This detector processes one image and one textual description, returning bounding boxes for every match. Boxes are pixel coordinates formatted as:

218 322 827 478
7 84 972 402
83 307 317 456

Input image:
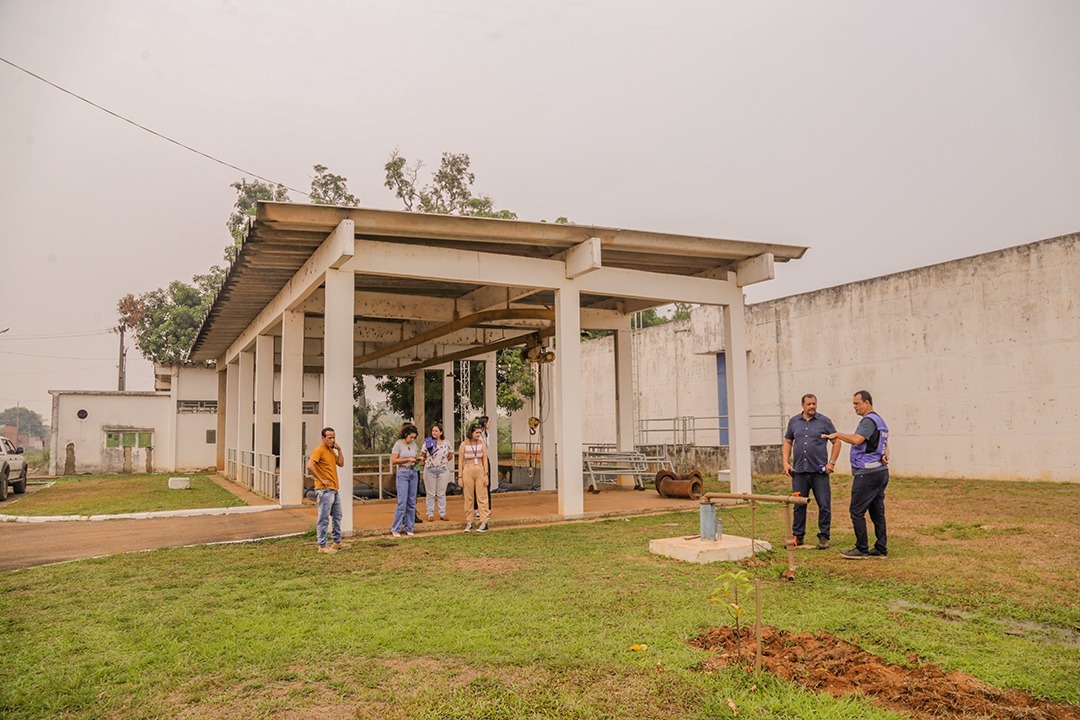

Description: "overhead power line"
0 55 310 197
0 328 115 340
0 350 114 360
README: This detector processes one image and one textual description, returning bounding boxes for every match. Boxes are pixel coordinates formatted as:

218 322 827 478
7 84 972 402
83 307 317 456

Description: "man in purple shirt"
782 394 842 549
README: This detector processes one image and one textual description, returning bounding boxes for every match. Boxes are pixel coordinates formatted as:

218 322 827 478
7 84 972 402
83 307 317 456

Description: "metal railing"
255 452 279 498
235 449 255 489
352 453 393 499
637 415 785 447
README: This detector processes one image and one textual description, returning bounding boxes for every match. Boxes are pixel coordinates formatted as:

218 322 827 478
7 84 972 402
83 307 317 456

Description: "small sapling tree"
708 569 753 665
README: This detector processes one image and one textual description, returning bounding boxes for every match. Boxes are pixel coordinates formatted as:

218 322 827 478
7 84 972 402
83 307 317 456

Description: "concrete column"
441 364 455 447
555 285 583 517
216 369 226 471
224 360 238 478
166 365 179 472
413 369 425 431
723 297 752 494
484 352 498 490
237 349 255 486
324 267 355 535
613 326 637 486
254 334 274 457
540 359 556 491
279 309 305 506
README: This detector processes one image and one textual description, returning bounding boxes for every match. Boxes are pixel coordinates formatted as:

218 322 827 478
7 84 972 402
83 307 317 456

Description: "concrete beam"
565 237 602 279
223 220 354 364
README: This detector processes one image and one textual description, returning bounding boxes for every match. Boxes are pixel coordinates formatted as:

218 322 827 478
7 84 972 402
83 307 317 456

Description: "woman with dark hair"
457 423 490 533
390 423 420 538
421 422 453 521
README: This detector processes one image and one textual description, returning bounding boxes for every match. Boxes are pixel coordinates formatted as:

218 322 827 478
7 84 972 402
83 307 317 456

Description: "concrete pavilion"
188 202 807 535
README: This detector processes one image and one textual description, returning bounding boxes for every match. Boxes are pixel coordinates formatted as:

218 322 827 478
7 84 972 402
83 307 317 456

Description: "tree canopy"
380 150 535 420
116 267 224 365
0 406 46 439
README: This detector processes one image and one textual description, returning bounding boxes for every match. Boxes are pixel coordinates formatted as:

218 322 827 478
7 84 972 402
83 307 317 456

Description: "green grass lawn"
0 476 1077 719
0 473 247 516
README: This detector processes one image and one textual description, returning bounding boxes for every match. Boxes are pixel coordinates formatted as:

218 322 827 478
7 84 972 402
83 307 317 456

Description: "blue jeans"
791 472 831 541
850 468 889 554
392 468 419 533
316 489 342 546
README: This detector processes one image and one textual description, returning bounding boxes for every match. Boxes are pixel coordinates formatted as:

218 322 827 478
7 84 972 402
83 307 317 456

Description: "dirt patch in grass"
691 625 1080 720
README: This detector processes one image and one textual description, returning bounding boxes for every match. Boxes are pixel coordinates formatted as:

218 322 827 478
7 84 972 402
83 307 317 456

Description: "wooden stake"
755 578 763 676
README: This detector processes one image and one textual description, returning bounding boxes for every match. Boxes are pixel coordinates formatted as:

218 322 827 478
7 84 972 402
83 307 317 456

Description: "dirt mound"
690 626 1080 720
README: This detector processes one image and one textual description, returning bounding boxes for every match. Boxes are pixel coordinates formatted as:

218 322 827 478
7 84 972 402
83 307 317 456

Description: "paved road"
0 483 697 572
0 506 315 572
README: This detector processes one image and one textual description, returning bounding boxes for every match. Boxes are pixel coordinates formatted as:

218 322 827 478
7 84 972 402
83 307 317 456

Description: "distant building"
48 364 325 475
0 424 44 451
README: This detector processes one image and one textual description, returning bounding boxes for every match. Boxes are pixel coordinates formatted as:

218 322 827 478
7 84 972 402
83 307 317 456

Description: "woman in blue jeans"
390 423 420 538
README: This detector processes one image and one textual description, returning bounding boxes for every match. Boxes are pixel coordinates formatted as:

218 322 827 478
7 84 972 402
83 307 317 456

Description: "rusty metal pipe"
700 492 810 505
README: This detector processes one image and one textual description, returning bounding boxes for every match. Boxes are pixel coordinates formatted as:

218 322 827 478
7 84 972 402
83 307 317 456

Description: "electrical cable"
0 55 310 198
0 350 113 360
0 328 114 340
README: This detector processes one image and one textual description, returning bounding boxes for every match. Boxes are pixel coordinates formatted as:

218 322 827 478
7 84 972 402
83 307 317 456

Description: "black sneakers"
477 522 489 533
841 547 887 559
817 537 830 550
463 522 473 533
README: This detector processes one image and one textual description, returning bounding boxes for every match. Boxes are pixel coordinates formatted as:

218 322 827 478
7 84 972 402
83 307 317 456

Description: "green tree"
0 406 46 439
381 150 532 418
225 179 290 261
309 164 360 207
117 267 224 364
384 150 516 219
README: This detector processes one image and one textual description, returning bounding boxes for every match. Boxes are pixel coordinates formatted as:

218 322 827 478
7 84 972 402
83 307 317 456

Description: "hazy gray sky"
2 0 1078 420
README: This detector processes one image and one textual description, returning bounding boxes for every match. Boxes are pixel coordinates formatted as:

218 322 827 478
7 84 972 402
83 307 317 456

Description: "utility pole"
116 325 127 391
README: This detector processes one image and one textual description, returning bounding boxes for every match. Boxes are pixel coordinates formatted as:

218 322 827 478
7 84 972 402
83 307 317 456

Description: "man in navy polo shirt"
782 394 841 549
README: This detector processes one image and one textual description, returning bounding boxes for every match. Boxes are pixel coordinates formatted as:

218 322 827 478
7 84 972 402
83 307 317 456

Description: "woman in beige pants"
458 423 489 533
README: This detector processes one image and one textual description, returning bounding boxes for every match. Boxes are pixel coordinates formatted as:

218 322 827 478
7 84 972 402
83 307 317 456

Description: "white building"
49 364 325 476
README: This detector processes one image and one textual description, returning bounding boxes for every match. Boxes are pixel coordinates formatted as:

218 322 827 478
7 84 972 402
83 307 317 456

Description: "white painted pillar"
237 349 255 487
555 285 584 517
254 334 274 458
484 352 498 490
441 364 454 447
224 360 238 478
540 360 556 491
413 369 425 431
216 369 227 471
166 365 179 472
279 309 305 506
324 267 355 535
613 326 637 486
723 297 752 494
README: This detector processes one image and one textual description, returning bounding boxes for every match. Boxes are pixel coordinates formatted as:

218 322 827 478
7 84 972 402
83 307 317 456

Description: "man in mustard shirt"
306 427 345 554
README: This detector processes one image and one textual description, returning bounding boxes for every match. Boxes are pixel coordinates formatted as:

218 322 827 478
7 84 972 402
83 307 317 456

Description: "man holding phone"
307 426 345 554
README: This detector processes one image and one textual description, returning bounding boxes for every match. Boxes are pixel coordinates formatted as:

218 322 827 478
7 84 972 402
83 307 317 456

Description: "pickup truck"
0 437 27 501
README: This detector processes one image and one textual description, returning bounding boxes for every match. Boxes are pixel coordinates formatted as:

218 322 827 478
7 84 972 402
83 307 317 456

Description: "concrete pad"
649 534 772 564
168 477 191 490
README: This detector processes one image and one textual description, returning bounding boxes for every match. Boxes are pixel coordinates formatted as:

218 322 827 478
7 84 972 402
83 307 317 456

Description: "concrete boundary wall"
578 232 1079 482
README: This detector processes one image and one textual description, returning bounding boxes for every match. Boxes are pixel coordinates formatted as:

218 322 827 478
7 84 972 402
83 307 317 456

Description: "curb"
0 504 282 523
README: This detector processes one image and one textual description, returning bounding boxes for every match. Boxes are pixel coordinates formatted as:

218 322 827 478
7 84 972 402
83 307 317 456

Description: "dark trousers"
850 468 889 553
791 472 831 540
